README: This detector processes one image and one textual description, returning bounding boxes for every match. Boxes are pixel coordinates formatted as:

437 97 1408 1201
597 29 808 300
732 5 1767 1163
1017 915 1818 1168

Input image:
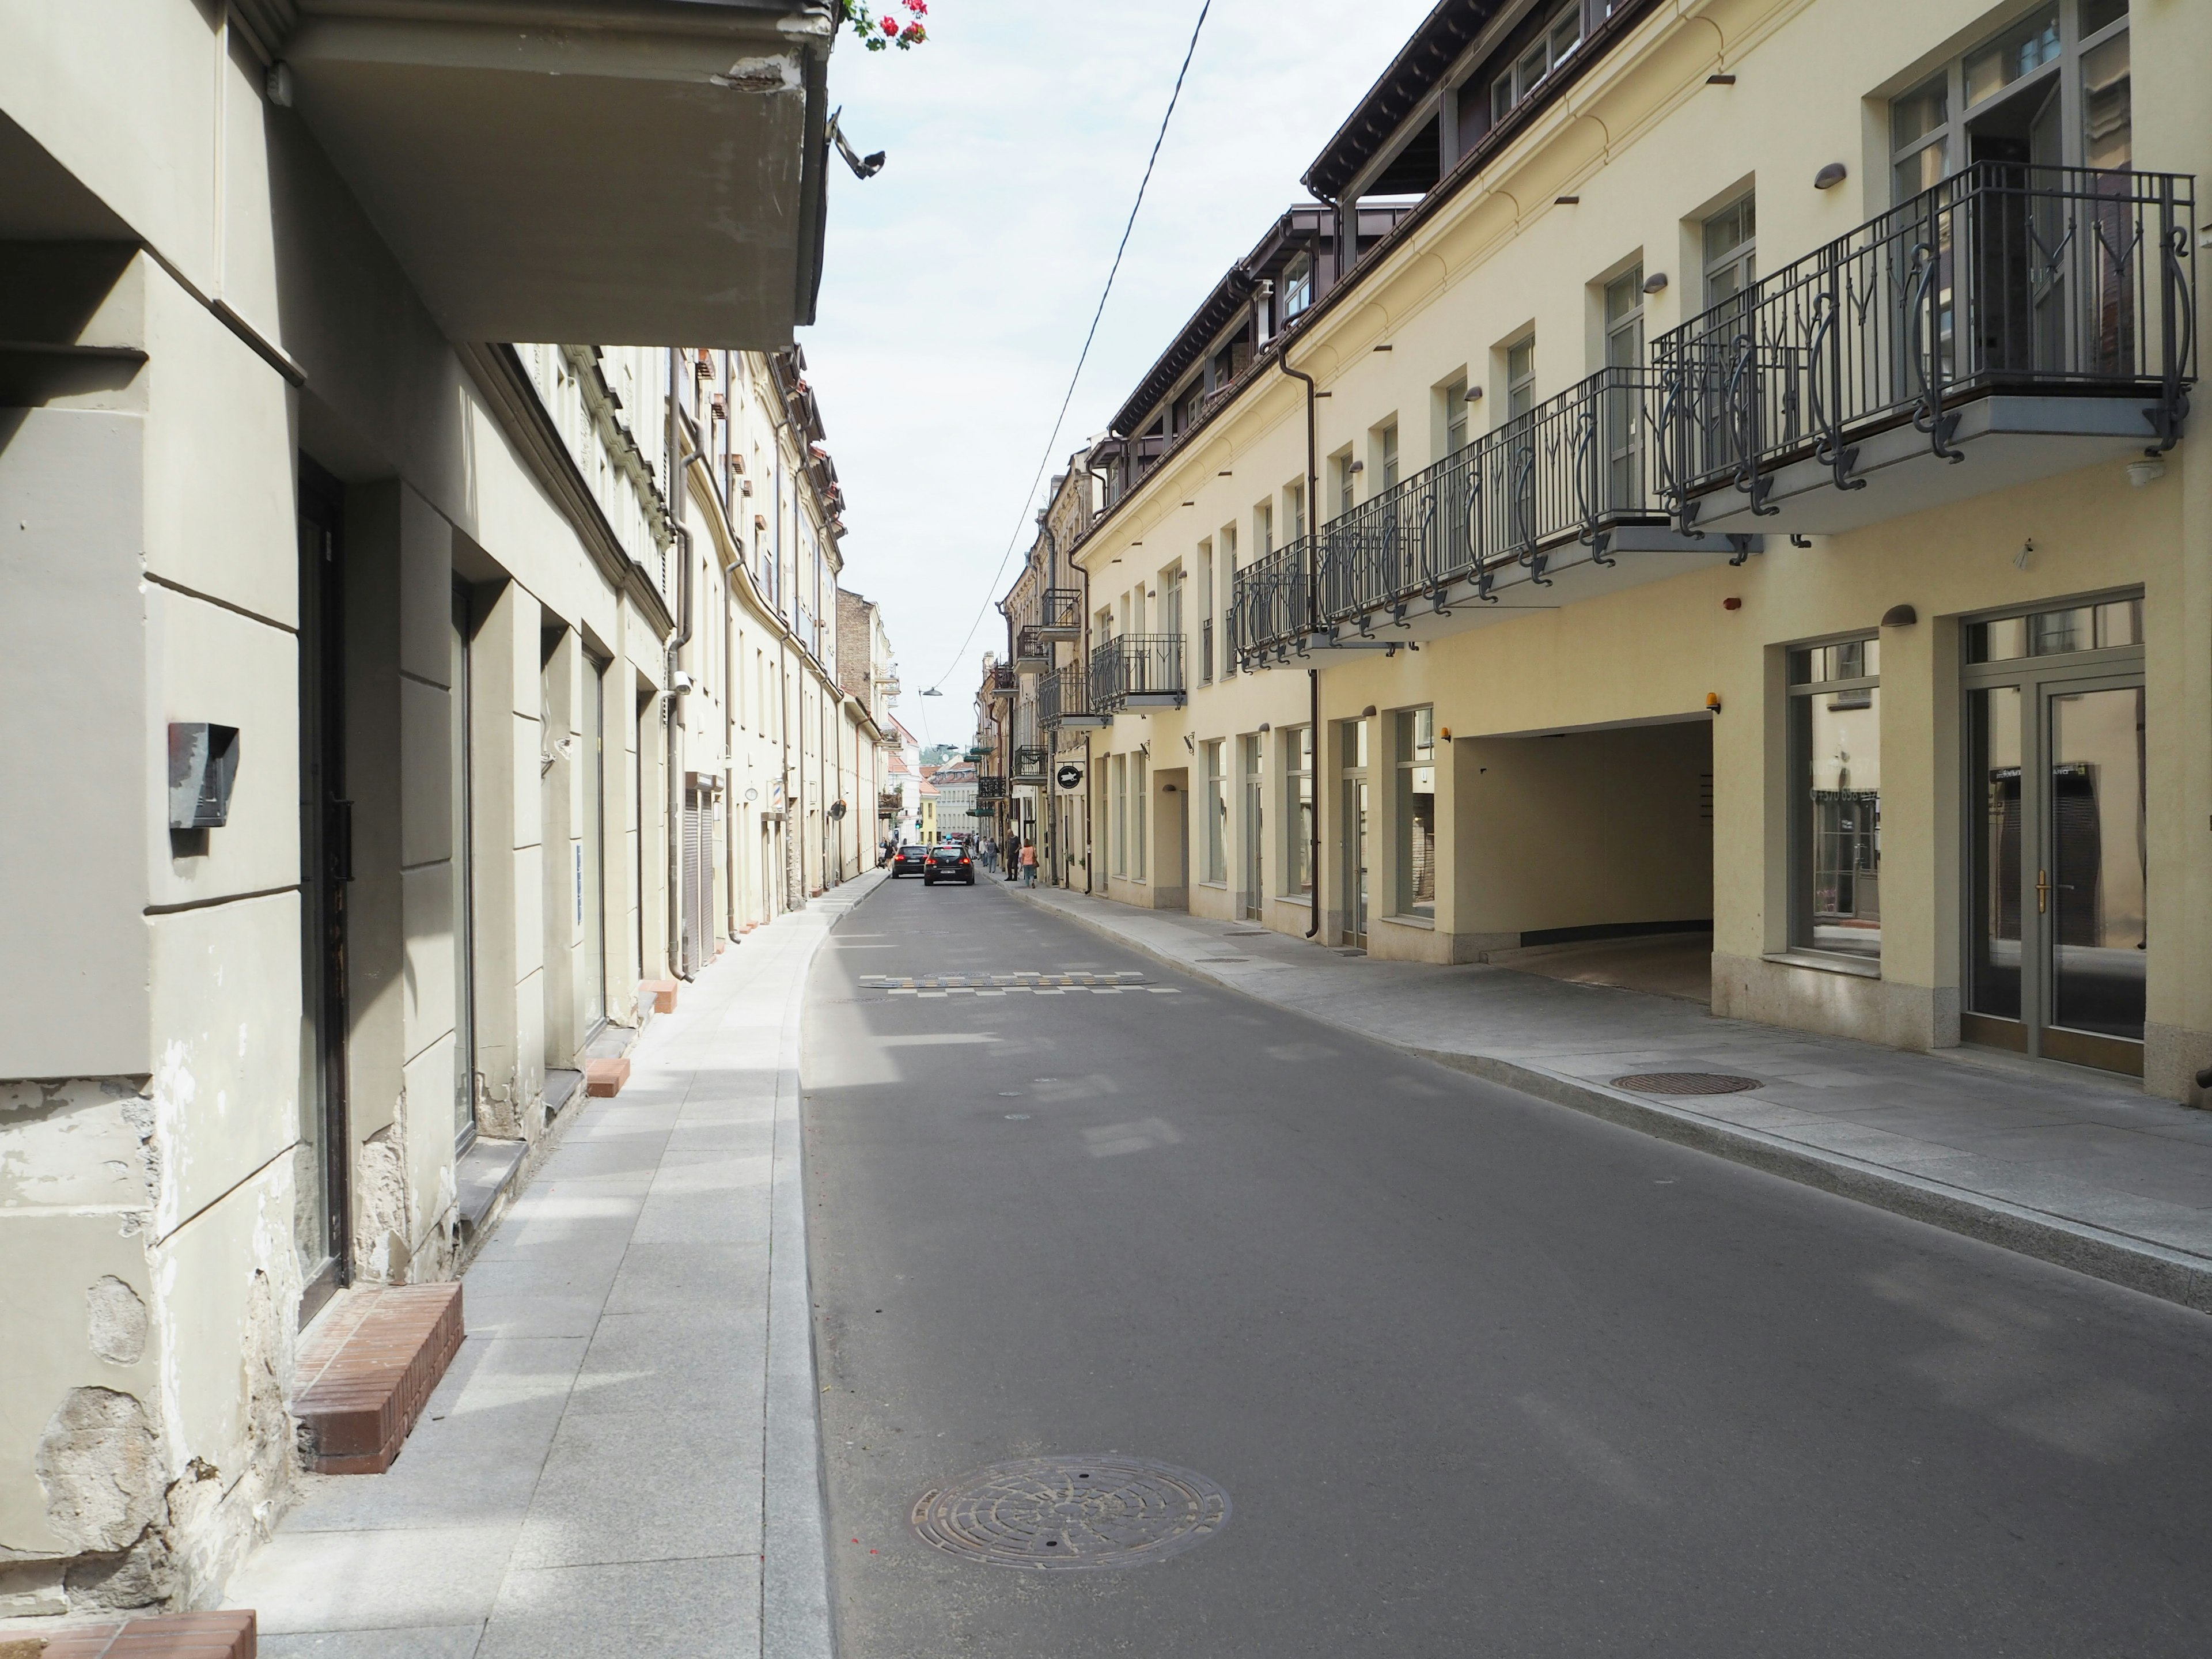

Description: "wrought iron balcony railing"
1039 664 1108 728
1013 746 1048 780
1318 365 1669 629
1229 541 1311 662
983 662 1017 698
1089 633 1187 711
1036 587 1083 637
1653 162 2195 523
976 774 1007 801
1013 626 1052 668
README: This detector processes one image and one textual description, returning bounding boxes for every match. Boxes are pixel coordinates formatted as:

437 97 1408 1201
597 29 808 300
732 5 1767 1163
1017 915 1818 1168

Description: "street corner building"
0 0 895 1622
1002 0 2210 1100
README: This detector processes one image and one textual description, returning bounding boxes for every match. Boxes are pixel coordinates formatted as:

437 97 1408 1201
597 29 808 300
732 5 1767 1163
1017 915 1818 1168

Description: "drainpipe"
1082 475 1103 895
1036 516 1061 886
665 348 698 978
1278 340 1323 938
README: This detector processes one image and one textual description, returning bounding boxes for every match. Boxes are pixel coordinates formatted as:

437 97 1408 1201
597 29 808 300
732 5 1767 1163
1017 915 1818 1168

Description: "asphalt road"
802 874 2212 1657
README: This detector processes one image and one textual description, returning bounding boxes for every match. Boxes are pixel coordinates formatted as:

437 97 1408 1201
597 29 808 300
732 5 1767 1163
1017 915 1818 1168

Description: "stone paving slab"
1012 882 2212 1313
224 878 876 1657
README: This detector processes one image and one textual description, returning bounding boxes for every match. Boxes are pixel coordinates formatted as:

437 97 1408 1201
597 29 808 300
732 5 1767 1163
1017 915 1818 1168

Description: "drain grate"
1612 1071 1763 1096
912 1455 1230 1570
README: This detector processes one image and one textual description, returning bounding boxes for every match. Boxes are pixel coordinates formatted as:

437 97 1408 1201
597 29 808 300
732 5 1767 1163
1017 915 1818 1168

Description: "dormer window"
1490 1 1583 126
1280 253 1313 320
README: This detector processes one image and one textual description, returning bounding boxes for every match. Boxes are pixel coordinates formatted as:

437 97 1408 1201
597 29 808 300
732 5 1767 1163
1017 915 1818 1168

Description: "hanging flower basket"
842 0 929 51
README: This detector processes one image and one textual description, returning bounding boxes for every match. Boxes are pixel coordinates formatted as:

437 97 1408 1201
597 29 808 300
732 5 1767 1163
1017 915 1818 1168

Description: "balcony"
1011 627 1052 672
976 775 1007 801
1035 588 1084 639
1090 634 1186 712
983 664 1017 700
1040 665 1109 730
1013 746 1048 782
1653 164 2195 536
1230 541 1310 664
272 0 832 346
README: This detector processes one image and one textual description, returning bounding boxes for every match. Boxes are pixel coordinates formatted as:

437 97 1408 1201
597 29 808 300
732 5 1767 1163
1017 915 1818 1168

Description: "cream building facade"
0 0 861 1621
1035 0 2207 1103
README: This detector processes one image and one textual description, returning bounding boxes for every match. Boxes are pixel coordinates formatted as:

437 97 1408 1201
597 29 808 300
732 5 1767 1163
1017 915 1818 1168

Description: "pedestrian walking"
1020 841 1039 887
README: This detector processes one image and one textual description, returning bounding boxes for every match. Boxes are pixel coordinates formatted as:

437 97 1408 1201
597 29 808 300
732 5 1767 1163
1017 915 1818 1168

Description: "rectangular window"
1443 375 1470 456
1220 525 1238 679
1280 253 1313 320
1285 480 1306 542
1240 733 1265 916
1132 751 1149 881
1198 541 1214 685
1378 423 1400 490
1506 335 1536 419
1789 637 1882 960
1489 1 1582 124
1203 739 1228 884
1256 501 1273 556
1286 725 1314 897
1334 450 1357 517
1703 194 1756 308
1111 753 1127 876
1967 596 2141 662
1396 707 1436 918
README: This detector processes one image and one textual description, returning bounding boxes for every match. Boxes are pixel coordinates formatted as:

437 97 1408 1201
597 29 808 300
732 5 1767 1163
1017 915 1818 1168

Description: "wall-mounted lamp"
1257 721 1271 733
1707 71 1737 85
1642 271 1669 296
1880 604 1919 628
1705 692 1724 714
1360 704 1377 717
1554 195 1581 206
1373 343 1394 353
1464 384 1484 402
1349 460 1365 474
1814 162 1849 191
1439 726 1452 740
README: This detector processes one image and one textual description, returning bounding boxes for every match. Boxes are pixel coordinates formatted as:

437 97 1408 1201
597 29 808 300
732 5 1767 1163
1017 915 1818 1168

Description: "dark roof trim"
1106 268 1257 438
1063 0 1662 572
1304 0 1503 200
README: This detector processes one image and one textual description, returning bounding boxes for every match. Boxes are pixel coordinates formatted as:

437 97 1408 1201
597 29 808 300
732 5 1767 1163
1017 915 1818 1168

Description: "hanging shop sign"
1055 763 1084 791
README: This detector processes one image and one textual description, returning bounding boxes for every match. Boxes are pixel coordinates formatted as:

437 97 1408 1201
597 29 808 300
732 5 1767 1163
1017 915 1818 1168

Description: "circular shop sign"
1055 764 1085 791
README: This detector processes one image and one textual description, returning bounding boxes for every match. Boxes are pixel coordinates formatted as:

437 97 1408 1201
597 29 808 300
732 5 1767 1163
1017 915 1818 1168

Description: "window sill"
1198 879 1229 890
1381 913 1434 931
1762 949 1881 980
1277 894 1313 908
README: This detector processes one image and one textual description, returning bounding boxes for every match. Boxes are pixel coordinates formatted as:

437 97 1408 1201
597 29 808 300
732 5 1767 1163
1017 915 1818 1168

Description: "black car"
923 843 976 886
890 844 929 878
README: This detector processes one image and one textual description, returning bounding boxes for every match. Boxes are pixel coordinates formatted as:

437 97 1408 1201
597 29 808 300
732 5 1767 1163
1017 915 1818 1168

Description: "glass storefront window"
1967 597 2140 662
1789 638 1882 960
1203 738 1227 884
1287 725 1314 897
1396 709 1436 919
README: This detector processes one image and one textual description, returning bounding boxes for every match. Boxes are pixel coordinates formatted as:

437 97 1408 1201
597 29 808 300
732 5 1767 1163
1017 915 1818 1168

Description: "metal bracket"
1726 533 1755 567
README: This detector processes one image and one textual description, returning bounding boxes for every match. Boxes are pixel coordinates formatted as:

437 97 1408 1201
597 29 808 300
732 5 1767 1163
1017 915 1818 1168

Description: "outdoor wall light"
1706 692 1724 714
1464 384 1484 402
1257 721 1271 733
1814 162 1849 191
1642 272 1669 296
1554 195 1581 206
1349 460 1365 473
1707 71 1737 85
1439 726 1452 740
1361 704 1378 717
1881 604 1919 627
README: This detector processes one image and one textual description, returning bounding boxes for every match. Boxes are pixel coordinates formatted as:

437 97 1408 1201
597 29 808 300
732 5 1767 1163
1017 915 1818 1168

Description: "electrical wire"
922 0 1214 692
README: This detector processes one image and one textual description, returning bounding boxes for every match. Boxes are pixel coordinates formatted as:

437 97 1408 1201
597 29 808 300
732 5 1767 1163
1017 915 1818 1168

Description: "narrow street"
805 877 2212 1658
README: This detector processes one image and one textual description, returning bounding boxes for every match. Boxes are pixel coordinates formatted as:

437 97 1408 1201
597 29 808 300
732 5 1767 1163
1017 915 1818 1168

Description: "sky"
802 0 1438 754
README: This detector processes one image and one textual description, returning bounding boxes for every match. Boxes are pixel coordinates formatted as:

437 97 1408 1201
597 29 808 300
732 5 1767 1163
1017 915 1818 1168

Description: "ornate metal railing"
983 662 1017 698
1229 540 1311 661
1653 162 2195 522
1039 664 1096 726
1317 365 1666 628
1013 745 1048 779
976 774 1007 801
1013 626 1051 664
1089 633 1187 710
1037 587 1083 635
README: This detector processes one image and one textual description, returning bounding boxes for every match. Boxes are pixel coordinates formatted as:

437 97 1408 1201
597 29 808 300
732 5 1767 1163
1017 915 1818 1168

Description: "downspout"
665 349 699 977
1278 339 1323 938
1080 475 1101 895
1036 516 1059 887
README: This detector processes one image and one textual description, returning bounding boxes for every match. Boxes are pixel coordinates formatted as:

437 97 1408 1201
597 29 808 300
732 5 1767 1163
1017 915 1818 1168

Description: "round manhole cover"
912 1455 1230 1570
1612 1072 1763 1096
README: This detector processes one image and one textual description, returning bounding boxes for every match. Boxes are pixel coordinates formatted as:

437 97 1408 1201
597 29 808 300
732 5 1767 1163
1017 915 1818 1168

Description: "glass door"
1963 596 2144 1074
1339 717 1370 950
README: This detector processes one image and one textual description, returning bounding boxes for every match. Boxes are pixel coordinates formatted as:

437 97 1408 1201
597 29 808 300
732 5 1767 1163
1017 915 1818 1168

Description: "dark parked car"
890 844 929 878
923 843 976 886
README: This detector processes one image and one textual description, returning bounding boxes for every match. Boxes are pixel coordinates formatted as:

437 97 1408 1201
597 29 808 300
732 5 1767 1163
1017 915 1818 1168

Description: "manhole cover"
912 1455 1230 1570
1612 1072 1762 1095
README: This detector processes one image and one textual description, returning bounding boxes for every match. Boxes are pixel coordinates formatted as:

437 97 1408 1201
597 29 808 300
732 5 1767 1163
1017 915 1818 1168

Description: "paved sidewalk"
1013 883 2212 1314
226 877 879 1657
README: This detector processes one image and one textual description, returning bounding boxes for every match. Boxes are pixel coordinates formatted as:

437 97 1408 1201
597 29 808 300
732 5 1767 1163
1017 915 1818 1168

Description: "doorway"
450 584 478 1150
1240 734 1264 919
1963 596 2145 1074
1339 717 1370 949
297 461 353 1320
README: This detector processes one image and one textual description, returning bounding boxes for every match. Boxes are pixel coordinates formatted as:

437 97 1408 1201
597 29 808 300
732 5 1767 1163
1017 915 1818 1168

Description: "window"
1132 751 1149 880
1256 501 1274 556
1333 450 1357 517
1442 375 1471 456
1789 638 1882 960
1285 480 1306 542
1286 725 1315 897
1396 708 1436 919
1888 3 2128 204
1111 753 1127 876
1198 541 1214 685
1967 595 2141 662
1203 739 1228 884
1220 525 1238 679
1506 335 1536 419
1603 268 1645 501
1281 253 1314 321
1378 422 1400 490
1240 734 1265 916
1703 194 1756 308
1489 1 1582 125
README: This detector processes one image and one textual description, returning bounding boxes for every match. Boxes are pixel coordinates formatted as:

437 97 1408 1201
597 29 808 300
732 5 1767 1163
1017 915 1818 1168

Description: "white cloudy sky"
804 0 1437 752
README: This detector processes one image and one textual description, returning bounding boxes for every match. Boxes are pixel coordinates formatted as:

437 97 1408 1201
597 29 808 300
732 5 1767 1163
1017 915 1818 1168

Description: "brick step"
585 1056 631 1096
291 1284 464 1474
21 1610 255 1658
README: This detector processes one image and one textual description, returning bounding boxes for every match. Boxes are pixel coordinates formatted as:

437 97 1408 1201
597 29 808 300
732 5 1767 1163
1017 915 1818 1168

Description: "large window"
1286 725 1315 897
1198 541 1214 685
1132 751 1149 881
1280 252 1313 321
1506 335 1536 419
1490 2 1583 125
1203 739 1228 885
1396 708 1437 919
1285 479 1306 543
1789 638 1881 960
1241 733 1264 918
1603 266 1645 502
1220 525 1238 679
1442 374 1471 456
1111 753 1127 876
1889 2 2128 204
1377 422 1400 490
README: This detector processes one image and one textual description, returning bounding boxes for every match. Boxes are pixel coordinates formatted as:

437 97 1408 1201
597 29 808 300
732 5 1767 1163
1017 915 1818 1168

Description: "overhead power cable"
923 0 1214 693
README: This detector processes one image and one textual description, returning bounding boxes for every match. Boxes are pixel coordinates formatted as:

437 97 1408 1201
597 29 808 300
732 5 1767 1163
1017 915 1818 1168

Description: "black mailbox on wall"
168 723 240 830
